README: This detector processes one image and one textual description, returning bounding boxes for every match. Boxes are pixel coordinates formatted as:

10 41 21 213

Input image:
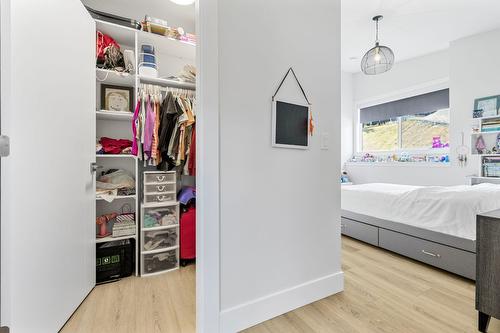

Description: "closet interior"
92 8 197 280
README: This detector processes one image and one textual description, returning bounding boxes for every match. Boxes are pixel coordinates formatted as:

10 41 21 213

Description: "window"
362 119 398 151
359 89 450 152
401 109 449 149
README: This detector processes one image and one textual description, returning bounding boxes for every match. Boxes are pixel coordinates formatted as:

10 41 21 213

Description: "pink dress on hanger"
131 99 141 156
143 95 156 160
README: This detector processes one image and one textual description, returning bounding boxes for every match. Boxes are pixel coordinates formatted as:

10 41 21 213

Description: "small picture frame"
101 84 134 112
474 95 500 118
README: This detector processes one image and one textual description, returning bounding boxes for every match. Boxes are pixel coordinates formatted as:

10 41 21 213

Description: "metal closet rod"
139 83 195 96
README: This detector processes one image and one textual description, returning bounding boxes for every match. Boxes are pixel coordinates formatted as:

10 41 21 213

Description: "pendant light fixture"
361 15 395 75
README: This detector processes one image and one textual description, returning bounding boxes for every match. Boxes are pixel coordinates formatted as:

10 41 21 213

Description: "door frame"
0 0 9 327
196 0 221 331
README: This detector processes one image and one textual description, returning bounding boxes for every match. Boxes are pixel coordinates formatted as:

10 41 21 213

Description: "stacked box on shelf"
482 156 500 178
482 117 500 132
140 171 180 276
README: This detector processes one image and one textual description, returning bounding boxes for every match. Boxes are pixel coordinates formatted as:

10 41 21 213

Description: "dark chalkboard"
273 100 309 148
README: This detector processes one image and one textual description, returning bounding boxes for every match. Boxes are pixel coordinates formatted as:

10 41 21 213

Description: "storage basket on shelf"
96 239 134 284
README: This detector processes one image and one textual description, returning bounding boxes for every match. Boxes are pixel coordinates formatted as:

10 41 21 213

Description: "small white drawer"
143 229 178 252
142 203 179 229
144 171 176 184
144 193 176 204
144 183 176 195
142 248 178 275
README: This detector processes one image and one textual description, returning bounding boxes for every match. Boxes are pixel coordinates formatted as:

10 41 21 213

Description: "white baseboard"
220 271 344 333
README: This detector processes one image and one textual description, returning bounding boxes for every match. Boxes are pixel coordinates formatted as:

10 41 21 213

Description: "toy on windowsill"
432 136 449 149
340 171 350 184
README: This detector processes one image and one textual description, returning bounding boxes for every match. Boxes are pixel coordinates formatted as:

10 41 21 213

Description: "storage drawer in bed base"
340 216 476 280
341 217 378 246
378 229 476 280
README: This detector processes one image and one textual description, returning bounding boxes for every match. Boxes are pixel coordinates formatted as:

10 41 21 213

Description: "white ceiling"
81 0 195 33
342 0 500 72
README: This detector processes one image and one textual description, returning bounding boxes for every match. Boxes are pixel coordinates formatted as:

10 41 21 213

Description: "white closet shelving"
469 115 500 185
93 18 195 277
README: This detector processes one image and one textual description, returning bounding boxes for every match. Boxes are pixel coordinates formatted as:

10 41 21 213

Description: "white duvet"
341 183 500 240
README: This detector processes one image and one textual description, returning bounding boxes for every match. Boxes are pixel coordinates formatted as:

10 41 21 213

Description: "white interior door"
0 1 96 332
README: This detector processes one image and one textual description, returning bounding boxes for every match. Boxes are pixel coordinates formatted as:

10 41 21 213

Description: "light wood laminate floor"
63 237 500 332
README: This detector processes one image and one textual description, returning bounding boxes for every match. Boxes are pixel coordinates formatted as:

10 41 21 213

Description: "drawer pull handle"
157 195 166 201
157 185 165 192
421 250 441 258
156 176 166 182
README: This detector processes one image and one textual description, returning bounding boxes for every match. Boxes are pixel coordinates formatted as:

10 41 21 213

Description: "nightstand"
476 210 500 332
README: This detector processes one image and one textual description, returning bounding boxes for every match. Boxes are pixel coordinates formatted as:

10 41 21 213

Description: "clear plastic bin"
142 203 179 229
143 228 178 252
142 248 178 275
144 171 176 184
144 182 176 195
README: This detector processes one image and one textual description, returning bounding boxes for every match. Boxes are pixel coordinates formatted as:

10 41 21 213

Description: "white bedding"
341 183 500 240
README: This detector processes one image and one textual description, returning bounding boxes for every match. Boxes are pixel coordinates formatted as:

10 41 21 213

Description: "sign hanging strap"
272 67 312 105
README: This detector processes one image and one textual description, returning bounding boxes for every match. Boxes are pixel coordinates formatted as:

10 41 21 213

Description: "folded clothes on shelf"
96 169 136 202
97 137 133 155
143 230 177 251
143 207 177 228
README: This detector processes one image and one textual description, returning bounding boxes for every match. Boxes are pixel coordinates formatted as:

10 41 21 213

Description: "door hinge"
0 135 10 157
0 326 10 333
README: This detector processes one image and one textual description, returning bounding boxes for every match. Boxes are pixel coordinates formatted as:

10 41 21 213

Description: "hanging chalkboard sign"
271 67 311 149
272 100 310 149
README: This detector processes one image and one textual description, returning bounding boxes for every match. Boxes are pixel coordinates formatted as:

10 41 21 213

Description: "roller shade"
360 88 449 123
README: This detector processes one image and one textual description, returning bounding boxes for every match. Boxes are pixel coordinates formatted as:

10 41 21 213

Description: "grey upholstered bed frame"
341 209 476 280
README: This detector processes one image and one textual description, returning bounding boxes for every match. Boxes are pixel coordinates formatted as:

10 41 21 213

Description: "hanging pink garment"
143 96 155 160
131 99 141 156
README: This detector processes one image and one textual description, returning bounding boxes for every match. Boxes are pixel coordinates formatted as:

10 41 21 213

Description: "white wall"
217 0 343 331
341 71 353 166
345 29 500 186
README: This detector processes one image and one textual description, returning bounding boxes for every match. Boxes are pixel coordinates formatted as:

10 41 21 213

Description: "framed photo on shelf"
100 84 134 112
474 95 500 118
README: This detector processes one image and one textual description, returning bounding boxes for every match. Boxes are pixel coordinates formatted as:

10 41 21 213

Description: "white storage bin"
143 228 178 252
144 182 176 195
142 203 179 229
142 248 178 275
139 64 158 78
144 193 176 204
144 171 176 184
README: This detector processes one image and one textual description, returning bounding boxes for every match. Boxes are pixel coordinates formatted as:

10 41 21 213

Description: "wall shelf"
96 195 136 201
472 131 500 135
96 110 133 121
137 29 195 60
96 68 135 86
139 75 195 90
96 234 136 244
95 19 136 47
96 154 136 159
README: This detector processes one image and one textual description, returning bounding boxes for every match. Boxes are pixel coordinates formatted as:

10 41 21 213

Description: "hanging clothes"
132 85 196 173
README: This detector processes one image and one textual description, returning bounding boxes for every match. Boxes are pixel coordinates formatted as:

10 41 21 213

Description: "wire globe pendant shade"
361 15 394 75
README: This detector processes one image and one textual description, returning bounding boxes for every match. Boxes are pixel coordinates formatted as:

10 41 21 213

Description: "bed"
341 183 500 280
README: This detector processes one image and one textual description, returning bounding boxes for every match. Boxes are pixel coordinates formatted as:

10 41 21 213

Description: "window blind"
360 89 449 123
